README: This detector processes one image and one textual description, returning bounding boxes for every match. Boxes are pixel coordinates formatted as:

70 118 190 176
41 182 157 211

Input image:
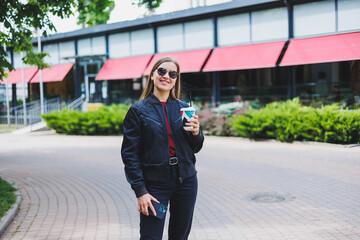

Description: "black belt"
169 156 178 165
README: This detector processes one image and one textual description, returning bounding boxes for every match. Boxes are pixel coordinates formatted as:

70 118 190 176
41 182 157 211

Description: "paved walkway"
0 131 359 240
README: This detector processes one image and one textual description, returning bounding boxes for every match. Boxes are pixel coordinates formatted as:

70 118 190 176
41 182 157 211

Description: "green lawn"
0 178 17 219
0 125 20 133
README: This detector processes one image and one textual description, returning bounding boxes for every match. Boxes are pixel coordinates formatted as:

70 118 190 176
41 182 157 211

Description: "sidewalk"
0 132 359 239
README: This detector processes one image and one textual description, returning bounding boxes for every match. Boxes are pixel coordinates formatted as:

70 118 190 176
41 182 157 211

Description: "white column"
85 75 90 102
37 29 45 114
3 43 10 125
20 52 27 125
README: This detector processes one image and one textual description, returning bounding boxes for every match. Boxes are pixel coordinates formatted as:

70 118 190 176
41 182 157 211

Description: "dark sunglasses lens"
169 71 178 79
157 67 166 76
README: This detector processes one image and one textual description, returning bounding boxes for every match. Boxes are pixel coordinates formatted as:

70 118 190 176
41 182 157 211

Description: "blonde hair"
140 56 181 101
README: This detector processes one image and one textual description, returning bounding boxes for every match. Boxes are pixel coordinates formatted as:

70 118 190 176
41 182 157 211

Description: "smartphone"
148 201 168 219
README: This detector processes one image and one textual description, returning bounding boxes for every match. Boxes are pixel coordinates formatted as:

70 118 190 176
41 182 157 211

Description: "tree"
134 0 163 11
0 0 162 81
77 0 115 28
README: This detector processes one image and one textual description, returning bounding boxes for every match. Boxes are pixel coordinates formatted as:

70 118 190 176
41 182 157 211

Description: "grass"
0 125 21 133
0 177 17 219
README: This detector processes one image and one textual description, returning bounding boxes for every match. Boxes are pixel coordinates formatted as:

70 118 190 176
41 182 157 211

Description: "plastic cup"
181 107 196 130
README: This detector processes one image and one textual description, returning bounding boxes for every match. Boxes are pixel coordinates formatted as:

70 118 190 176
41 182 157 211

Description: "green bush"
42 104 130 135
230 98 360 144
0 177 17 218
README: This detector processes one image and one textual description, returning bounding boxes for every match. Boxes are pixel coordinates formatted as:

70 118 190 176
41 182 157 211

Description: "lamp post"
37 29 44 115
3 43 10 125
20 51 27 125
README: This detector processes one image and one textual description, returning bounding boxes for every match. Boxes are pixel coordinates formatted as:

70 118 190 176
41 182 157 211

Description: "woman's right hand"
137 193 159 216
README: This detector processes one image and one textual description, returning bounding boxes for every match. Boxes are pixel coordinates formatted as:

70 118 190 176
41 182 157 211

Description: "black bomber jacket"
121 93 204 198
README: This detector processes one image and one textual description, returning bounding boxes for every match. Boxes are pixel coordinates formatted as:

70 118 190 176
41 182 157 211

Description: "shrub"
0 177 16 218
230 98 360 144
198 102 247 136
42 104 130 135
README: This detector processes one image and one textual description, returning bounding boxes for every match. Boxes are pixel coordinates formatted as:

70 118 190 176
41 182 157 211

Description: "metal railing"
66 95 86 110
0 96 87 128
0 97 61 127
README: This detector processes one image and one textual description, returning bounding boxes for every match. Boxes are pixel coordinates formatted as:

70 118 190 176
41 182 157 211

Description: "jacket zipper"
165 103 183 184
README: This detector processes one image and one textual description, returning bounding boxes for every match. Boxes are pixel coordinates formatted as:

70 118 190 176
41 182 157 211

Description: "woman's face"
152 62 178 94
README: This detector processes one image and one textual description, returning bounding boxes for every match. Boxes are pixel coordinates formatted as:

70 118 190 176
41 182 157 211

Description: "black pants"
140 166 198 240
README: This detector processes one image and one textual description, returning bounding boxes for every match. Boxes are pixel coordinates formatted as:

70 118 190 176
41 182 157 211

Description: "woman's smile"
153 62 177 94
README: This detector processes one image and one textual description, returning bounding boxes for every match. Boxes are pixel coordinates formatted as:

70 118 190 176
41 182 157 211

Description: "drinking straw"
189 91 192 107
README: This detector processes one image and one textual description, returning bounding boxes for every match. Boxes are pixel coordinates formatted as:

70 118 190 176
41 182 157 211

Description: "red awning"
95 55 152 80
143 49 211 75
31 63 74 83
203 41 286 72
281 31 360 66
2 67 38 84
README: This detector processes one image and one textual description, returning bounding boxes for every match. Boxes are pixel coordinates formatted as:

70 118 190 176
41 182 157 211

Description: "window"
78 38 92 56
92 36 106 55
109 32 131 58
157 23 184 53
131 28 154 56
252 7 288 42
59 41 75 63
44 44 60 65
77 37 106 56
217 13 250 46
5 51 11 66
294 0 336 37
338 0 360 31
184 19 213 50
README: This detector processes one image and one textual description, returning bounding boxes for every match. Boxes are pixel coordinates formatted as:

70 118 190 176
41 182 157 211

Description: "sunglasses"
156 67 178 79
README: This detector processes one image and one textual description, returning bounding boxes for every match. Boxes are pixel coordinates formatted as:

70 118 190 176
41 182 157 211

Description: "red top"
161 102 176 157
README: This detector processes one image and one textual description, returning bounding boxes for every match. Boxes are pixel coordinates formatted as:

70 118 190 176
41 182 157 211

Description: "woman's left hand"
185 114 200 136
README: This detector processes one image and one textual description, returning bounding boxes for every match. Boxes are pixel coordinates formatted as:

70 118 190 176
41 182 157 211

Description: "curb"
0 180 21 237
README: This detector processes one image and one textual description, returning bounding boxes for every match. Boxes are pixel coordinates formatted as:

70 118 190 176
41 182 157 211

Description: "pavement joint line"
0 179 22 237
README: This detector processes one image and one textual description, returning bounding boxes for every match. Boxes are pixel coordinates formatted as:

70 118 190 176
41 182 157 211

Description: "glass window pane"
157 23 184 53
5 51 11 66
43 43 60 65
13 52 32 68
294 0 336 37
109 32 131 58
131 28 154 56
217 13 250 46
13 52 22 69
92 36 106 55
59 41 75 63
184 19 213 50
78 38 91 56
252 7 288 42
338 0 360 31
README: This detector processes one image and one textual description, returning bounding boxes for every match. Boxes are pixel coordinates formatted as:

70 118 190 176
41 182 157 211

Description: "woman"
121 56 204 240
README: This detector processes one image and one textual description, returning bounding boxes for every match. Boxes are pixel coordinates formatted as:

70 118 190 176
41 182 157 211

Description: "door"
79 61 104 103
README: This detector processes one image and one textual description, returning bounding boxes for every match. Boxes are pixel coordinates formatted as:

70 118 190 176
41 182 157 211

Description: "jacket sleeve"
121 106 148 198
185 130 204 153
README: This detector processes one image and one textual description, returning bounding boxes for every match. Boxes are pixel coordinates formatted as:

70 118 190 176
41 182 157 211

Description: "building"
2 0 360 108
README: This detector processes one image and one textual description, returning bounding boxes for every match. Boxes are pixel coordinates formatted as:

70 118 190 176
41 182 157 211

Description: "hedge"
230 98 360 144
42 104 130 135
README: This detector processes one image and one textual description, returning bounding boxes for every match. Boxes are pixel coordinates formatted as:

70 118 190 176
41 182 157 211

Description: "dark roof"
38 0 323 44
39 0 283 44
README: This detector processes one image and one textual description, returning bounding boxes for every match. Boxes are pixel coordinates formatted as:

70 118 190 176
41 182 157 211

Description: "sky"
49 0 192 34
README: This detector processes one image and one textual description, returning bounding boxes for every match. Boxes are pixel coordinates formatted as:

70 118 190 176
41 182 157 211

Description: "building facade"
2 0 360 108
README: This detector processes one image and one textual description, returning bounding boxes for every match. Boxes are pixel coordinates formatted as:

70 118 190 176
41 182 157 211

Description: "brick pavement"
0 132 359 239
